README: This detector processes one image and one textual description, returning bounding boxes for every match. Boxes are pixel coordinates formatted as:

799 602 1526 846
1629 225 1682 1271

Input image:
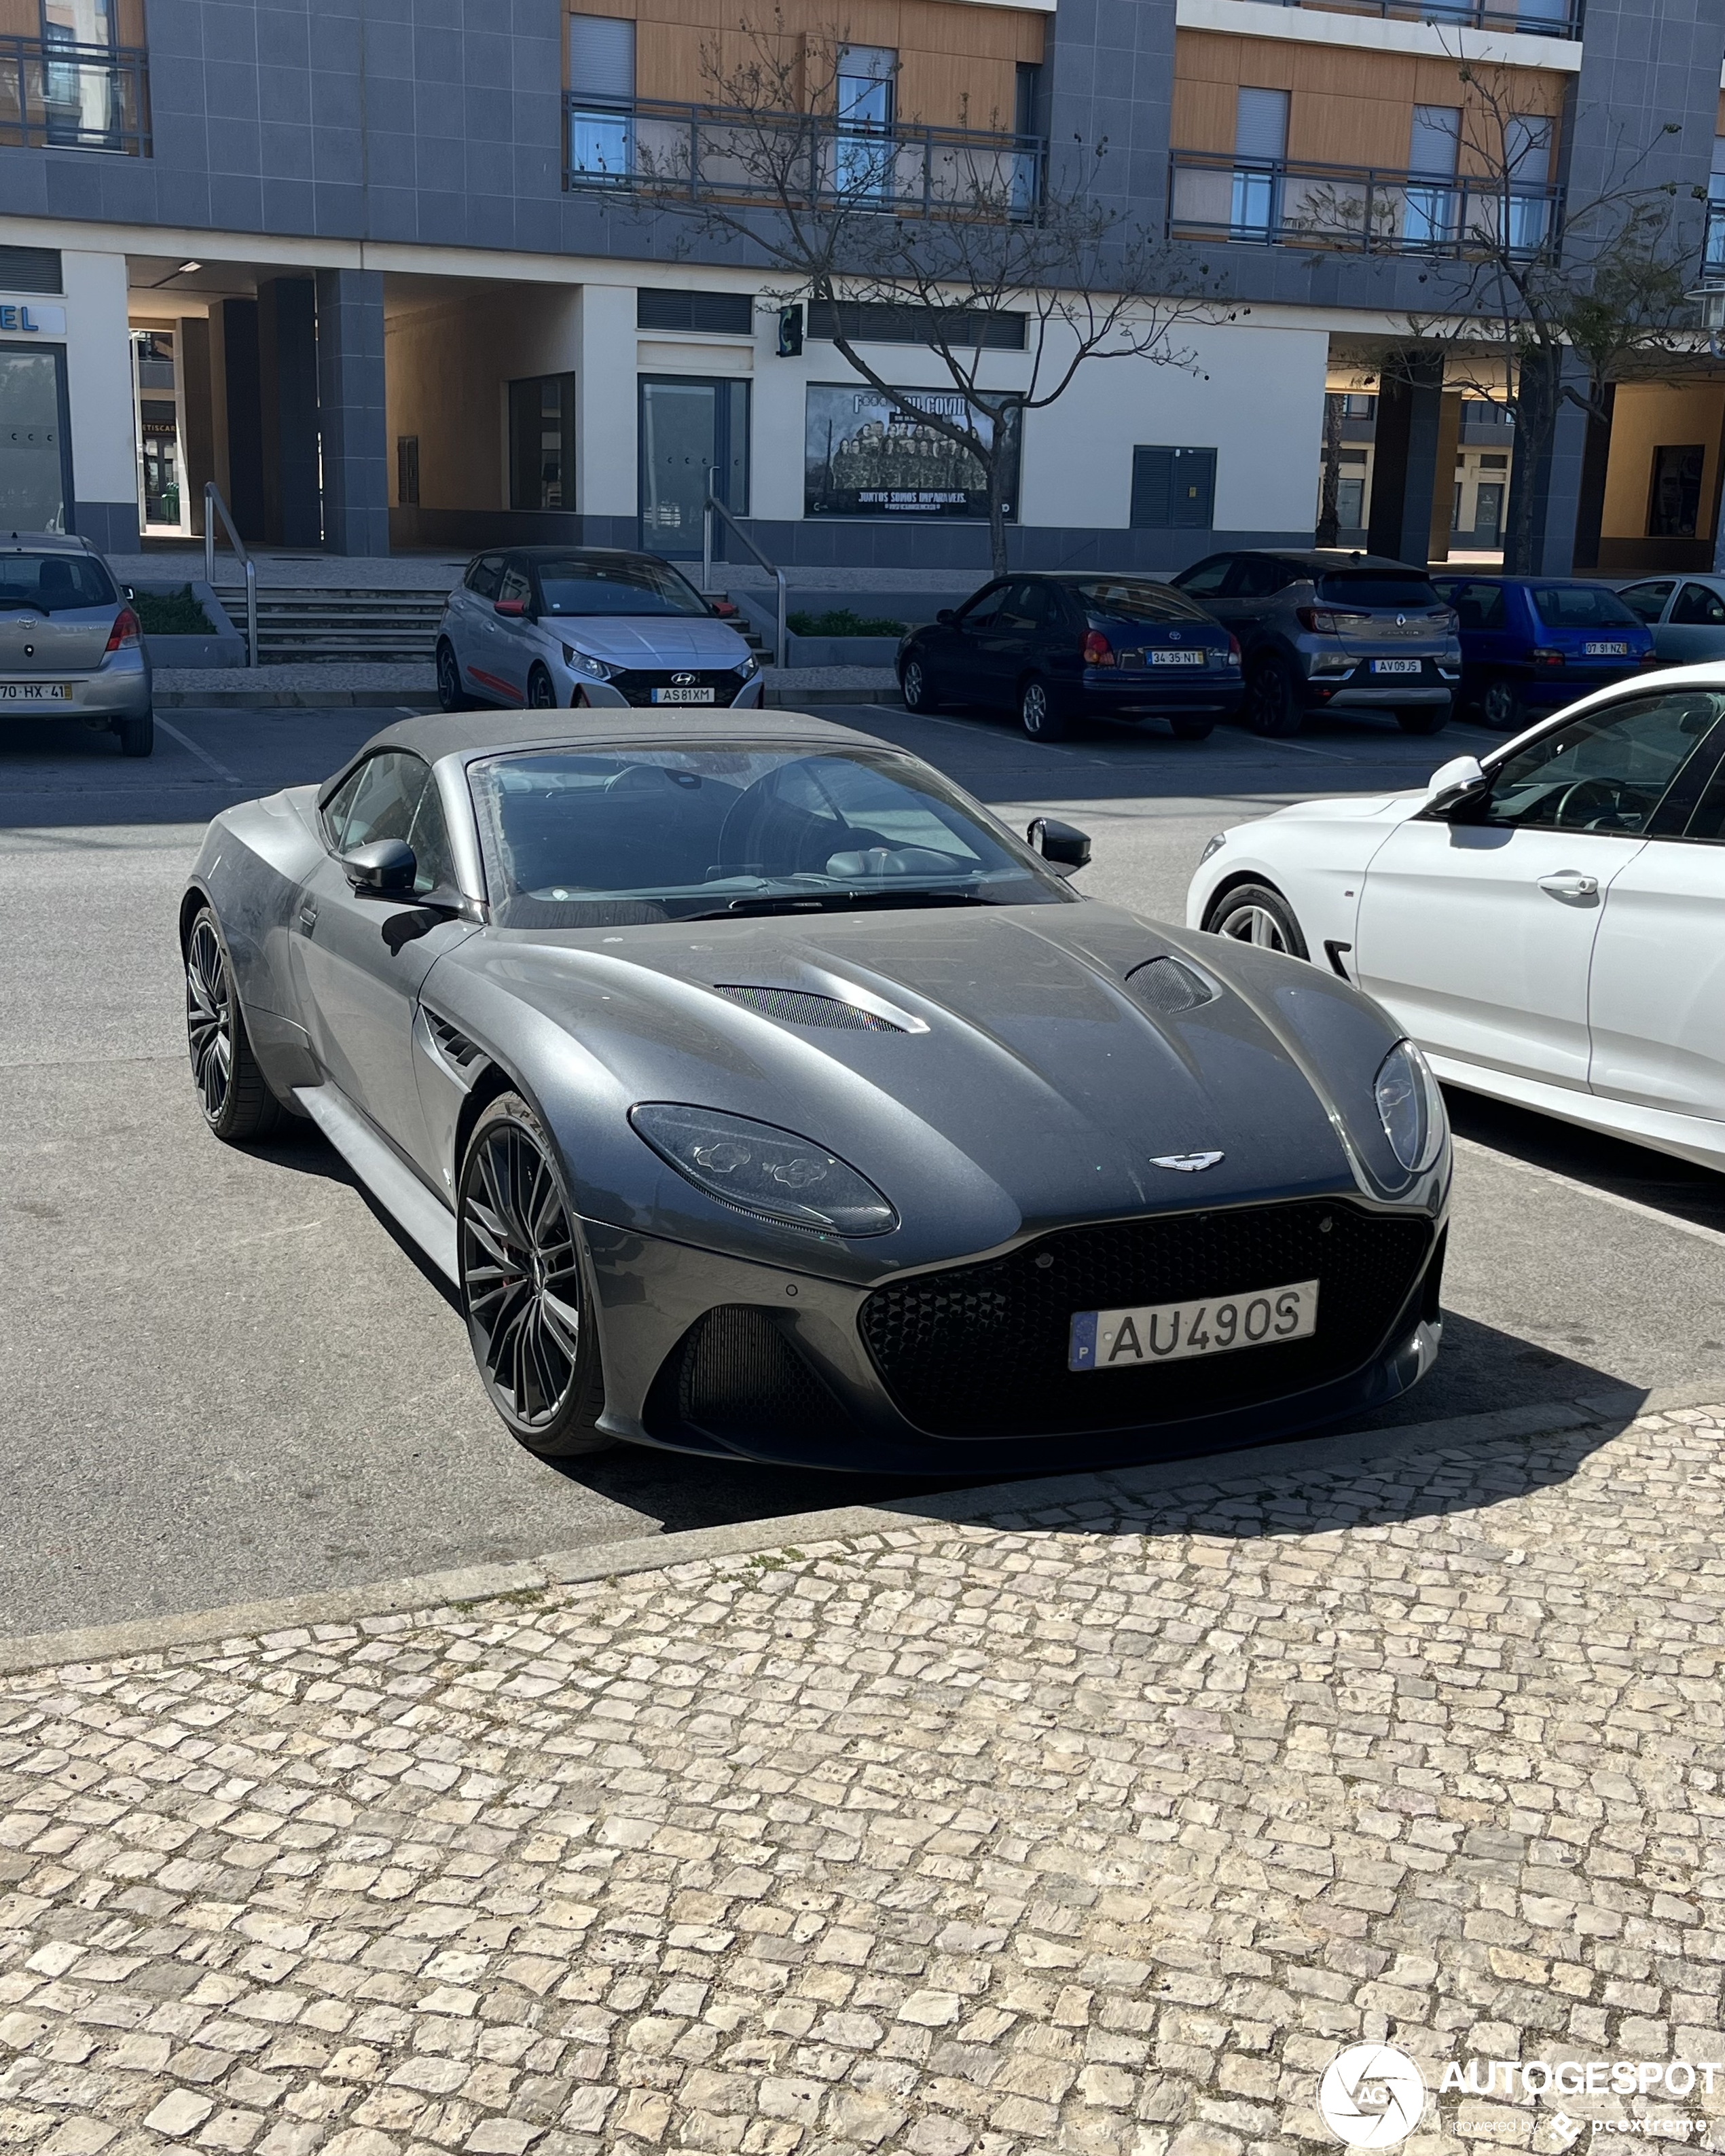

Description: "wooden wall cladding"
1172 31 1567 172
569 0 1045 132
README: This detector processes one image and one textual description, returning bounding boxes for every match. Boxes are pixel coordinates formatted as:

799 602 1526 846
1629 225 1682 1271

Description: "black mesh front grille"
859 1200 1434 1438
716 985 903 1031
647 1305 856 1449
608 668 747 707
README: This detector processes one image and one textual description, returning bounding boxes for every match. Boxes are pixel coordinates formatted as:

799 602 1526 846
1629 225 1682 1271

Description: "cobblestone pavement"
3 1405 1724 2156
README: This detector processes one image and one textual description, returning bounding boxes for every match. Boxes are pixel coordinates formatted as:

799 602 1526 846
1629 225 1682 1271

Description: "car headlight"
1199 832 1227 864
736 653 759 678
1374 1039 1447 1174
630 1103 898 1236
562 645 615 681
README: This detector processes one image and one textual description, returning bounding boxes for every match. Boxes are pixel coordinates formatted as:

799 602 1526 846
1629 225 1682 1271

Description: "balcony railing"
1264 0 1581 36
565 96 1044 219
1169 152 1561 257
0 36 149 155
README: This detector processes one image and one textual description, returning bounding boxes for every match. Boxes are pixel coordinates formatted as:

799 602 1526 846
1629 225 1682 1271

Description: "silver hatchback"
436 546 763 714
0 532 153 755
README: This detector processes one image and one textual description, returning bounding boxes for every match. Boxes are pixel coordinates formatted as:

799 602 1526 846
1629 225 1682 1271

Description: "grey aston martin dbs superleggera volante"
183 709 1451 1474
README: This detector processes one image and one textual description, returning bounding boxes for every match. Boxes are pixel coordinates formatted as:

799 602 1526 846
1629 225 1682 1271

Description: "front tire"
458 1093 614 1459
1202 880 1309 959
527 664 558 710
1245 657 1303 735
1478 675 1525 731
436 640 471 713
185 907 283 1141
900 656 941 713
117 709 153 758
1019 676 1068 742
1395 704 1450 735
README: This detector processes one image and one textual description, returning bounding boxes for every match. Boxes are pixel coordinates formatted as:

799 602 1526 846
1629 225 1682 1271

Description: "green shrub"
132 585 216 636
787 607 905 638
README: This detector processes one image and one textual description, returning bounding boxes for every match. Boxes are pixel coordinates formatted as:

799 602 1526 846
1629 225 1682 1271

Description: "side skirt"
293 1083 460 1286
1427 1054 1725 1175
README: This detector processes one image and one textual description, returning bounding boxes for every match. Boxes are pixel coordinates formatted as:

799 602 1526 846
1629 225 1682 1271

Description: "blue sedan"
1432 574 1656 731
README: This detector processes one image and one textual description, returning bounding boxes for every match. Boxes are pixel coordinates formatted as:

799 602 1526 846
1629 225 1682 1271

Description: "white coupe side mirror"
1423 754 1487 815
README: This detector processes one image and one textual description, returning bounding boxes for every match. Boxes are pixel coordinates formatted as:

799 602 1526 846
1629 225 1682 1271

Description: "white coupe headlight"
1199 832 1227 864
630 1102 898 1236
1374 1038 1447 1173
736 653 759 678
562 646 615 681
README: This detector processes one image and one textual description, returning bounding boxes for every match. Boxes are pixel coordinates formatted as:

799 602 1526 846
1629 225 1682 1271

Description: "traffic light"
776 304 803 357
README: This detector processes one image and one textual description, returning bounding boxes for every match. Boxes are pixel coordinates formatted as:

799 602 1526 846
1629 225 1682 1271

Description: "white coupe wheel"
1203 881 1308 959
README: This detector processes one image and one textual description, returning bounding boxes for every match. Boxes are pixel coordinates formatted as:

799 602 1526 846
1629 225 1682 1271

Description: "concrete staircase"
710 595 775 663
213 585 451 664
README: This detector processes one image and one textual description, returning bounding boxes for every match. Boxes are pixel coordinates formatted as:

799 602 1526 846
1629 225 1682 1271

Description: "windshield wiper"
685 888 998 921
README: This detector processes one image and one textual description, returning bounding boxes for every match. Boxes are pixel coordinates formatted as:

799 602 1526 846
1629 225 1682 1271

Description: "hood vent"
716 984 906 1033
1124 956 1216 1016
425 1012 486 1070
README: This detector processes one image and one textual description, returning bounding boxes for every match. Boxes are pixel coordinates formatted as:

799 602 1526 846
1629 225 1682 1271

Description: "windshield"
1315 572 1442 609
1530 585 1640 630
1072 580 1216 625
532 557 708 618
469 746 1074 927
0 553 115 611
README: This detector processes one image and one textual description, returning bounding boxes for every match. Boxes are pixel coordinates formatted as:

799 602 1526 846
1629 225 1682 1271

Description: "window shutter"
569 15 635 103
1409 105 1460 177
1234 88 1288 161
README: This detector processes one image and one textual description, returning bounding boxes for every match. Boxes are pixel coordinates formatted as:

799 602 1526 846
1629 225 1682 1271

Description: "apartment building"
0 0 1718 573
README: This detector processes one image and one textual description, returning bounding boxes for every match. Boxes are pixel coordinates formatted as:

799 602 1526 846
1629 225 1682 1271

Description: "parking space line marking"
156 716 239 784
1453 1134 1725 1251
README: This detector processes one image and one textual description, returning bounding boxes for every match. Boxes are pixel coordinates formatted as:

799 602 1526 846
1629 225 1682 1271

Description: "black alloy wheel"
1202 881 1309 959
184 907 282 1141
900 655 939 712
527 664 558 709
1395 704 1450 735
1245 657 1302 736
1019 676 1069 742
1478 676 1525 731
436 640 471 713
458 1093 613 1457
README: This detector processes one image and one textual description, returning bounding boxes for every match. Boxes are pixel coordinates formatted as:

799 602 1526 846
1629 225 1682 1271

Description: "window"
1072 580 1218 624
1340 392 1375 421
465 554 504 600
568 14 634 181
1528 585 1640 630
1648 445 1706 539
533 555 708 617
1337 475 1365 528
1504 115 1554 250
1406 105 1460 246
509 374 577 511
1227 554 1297 598
997 581 1054 632
497 560 532 606
1014 62 1040 138
1673 581 1725 627
1172 555 1233 596
1442 581 1508 630
1675 708 1725 841
806 301 1026 350
0 549 113 608
396 435 419 508
1129 445 1216 530
837 45 895 131
1315 568 1440 606
636 289 754 335
1618 580 1673 624
1478 695 1713 835
956 583 1009 625
1232 88 1288 238
322 751 454 895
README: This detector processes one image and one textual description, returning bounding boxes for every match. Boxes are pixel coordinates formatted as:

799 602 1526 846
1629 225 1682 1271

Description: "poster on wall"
803 383 1017 519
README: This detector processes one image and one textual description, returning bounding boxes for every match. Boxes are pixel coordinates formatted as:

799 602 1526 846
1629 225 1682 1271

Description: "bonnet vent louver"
1124 956 1216 1016
716 985 906 1033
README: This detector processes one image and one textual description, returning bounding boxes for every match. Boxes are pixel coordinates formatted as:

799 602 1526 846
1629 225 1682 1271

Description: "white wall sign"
0 302 67 337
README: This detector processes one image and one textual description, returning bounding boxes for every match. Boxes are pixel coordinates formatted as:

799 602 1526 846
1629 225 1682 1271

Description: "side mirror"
494 597 527 618
935 608 955 625
1423 754 1487 816
709 599 738 617
1028 816 1091 873
344 837 416 896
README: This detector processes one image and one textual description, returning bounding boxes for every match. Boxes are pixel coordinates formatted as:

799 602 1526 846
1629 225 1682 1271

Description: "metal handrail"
1267 0 1580 35
204 480 257 669
701 491 787 670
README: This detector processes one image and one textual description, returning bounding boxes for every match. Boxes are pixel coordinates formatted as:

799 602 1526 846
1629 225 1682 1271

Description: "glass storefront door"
638 377 749 558
0 344 70 534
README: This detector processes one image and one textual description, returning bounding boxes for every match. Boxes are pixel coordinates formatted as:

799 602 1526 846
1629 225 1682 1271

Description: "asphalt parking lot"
4 697 1724 1639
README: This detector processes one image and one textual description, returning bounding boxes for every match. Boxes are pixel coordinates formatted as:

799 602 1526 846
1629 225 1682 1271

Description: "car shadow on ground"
1446 1087 1725 1237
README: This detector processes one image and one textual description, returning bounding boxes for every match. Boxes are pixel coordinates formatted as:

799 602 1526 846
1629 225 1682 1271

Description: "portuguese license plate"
1068 1278 1319 1372
651 686 716 704
0 681 69 701
1149 648 1206 666
1585 640 1629 657
1370 658 1421 676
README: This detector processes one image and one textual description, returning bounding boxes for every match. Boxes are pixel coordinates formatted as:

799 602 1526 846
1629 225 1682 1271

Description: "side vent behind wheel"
716 985 905 1032
425 1012 486 1070
1124 955 1216 1016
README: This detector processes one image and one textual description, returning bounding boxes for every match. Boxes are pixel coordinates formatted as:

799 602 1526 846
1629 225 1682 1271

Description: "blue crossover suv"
1432 574 1656 731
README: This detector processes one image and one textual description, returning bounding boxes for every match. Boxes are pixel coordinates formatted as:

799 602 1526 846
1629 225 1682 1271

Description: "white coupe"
1186 667 1725 1173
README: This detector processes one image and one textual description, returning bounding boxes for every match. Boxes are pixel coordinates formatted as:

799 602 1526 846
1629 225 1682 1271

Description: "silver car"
1618 573 1725 663
0 532 153 755
436 545 763 713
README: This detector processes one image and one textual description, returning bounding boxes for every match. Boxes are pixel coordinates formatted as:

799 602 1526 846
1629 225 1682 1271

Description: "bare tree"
630 16 1219 577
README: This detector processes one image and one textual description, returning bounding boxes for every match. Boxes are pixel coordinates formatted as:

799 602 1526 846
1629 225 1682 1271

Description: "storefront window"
509 374 576 512
0 345 69 533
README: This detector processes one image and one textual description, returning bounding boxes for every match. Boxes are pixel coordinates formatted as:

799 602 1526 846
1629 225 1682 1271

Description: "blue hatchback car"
1431 574 1657 731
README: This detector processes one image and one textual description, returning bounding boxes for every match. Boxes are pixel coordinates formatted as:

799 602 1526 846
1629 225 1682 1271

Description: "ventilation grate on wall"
637 289 755 335
716 984 905 1031
0 246 60 295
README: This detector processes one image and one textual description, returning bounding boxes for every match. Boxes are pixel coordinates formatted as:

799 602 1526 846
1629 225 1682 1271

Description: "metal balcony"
565 96 1044 220
1264 0 1581 35
1169 153 1562 257
1704 200 1725 276
0 36 149 155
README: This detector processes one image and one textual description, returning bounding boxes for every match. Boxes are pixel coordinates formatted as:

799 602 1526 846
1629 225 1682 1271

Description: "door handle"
1537 871 1599 899
297 902 319 933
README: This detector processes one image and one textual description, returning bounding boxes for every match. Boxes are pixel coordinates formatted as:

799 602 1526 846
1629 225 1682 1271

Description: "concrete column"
60 248 139 553
575 281 637 537
1573 382 1614 574
179 316 215 539
1367 349 1444 567
213 297 266 543
315 268 390 557
1426 390 1464 566
259 278 321 548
